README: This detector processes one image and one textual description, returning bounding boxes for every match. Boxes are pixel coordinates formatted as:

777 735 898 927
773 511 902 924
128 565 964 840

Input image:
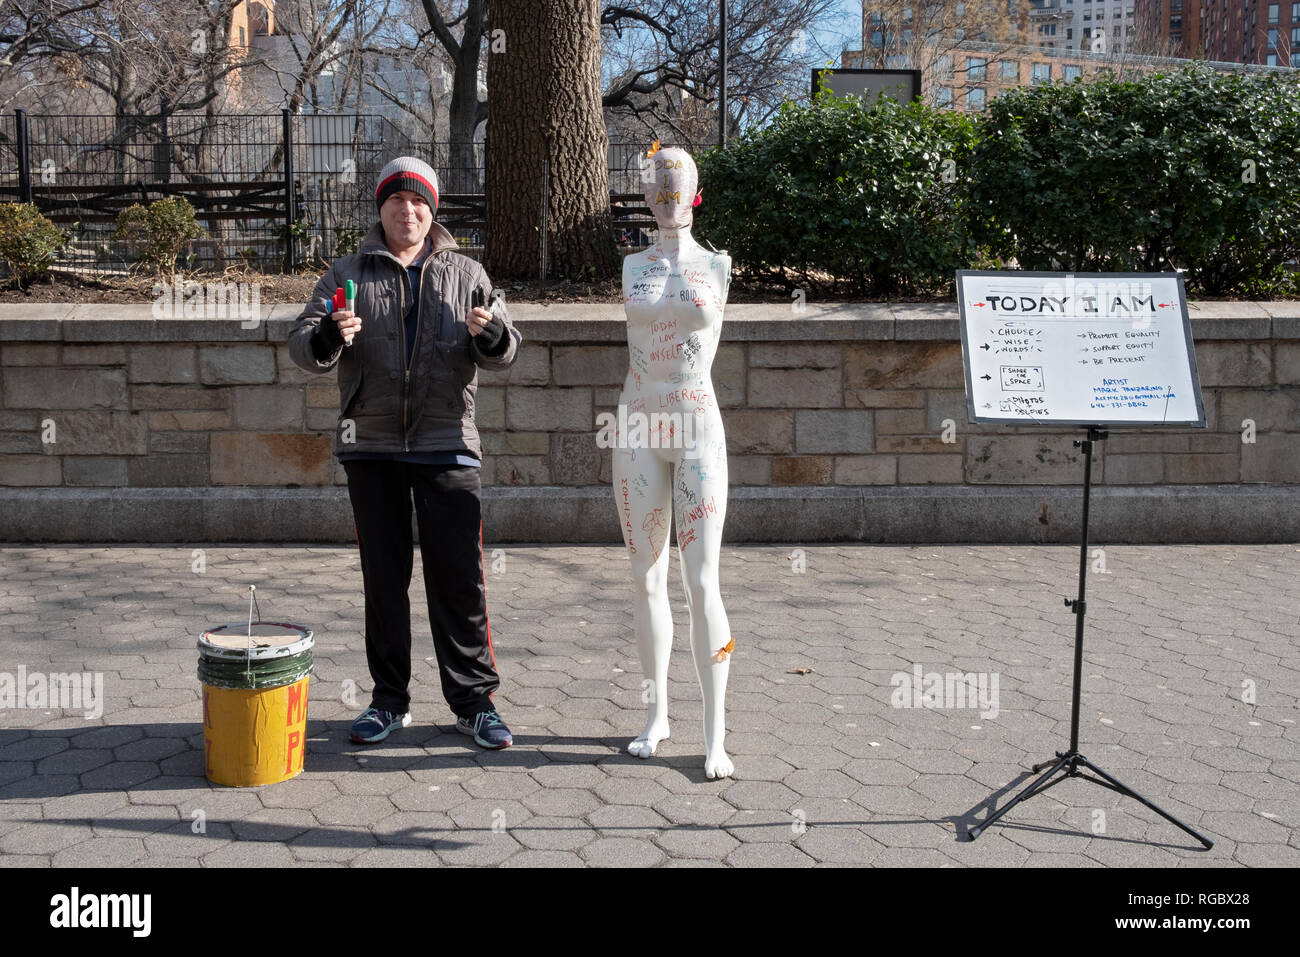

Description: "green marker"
344 279 356 313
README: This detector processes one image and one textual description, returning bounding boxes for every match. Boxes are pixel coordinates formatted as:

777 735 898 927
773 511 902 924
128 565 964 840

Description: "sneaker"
350 707 412 744
456 710 513 749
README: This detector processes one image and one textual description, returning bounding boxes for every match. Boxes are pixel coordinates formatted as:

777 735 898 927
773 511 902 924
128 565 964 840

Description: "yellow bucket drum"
198 622 314 787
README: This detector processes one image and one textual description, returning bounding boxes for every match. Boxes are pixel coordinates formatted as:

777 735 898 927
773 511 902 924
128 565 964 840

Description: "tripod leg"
969 752 1071 841
1076 756 1214 850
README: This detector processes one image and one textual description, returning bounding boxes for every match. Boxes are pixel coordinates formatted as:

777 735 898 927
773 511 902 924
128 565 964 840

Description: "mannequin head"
642 146 699 230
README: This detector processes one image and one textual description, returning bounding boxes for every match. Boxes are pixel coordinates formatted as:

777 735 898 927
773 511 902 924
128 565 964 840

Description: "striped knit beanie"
375 156 439 213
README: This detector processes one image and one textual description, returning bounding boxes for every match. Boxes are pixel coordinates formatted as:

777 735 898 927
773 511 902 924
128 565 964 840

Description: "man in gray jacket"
288 156 521 749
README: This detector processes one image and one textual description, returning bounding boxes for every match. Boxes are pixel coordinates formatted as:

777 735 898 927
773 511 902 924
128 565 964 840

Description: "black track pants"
343 460 498 718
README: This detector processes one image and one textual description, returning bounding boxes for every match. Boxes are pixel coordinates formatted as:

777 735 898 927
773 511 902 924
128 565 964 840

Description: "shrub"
0 203 68 286
969 66 1300 296
113 197 206 276
695 91 979 297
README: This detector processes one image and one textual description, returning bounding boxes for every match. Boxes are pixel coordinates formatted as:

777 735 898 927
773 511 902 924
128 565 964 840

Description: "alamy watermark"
152 278 261 327
890 664 999 719
0 666 103 719
595 404 699 455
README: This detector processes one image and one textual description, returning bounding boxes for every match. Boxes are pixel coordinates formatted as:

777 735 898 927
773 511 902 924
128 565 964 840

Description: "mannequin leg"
613 446 674 758
673 448 734 779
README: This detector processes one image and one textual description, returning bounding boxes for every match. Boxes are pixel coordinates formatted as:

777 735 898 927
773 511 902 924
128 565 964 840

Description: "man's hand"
332 309 362 345
467 306 494 337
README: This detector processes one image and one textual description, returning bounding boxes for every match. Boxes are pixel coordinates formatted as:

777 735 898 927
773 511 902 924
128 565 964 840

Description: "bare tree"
600 0 848 145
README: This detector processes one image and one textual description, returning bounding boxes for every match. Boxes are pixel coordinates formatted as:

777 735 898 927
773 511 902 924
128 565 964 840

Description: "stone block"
551 433 602 485
875 435 957 454
482 432 550 456
749 343 841 369
4 368 128 410
1163 453 1240 484
834 455 897 485
494 456 551 486
199 344 278 385
727 455 772 486
720 410 794 454
1104 454 1164 484
306 409 338 431
1216 388 1300 433
63 345 127 366
506 387 592 432
553 346 627 386
130 385 226 411
43 412 149 455
477 345 550 386
476 387 505 430
128 345 198 384
0 432 40 454
0 454 61 485
1194 342 1271 387
846 389 926 409
794 410 873 454
127 454 210 487
150 432 208 454
844 342 963 390
0 412 38 430
306 384 336 408
1 343 61 365
1275 342 1300 385
899 454 963 484
1241 433 1300 482
748 368 841 408
146 411 230 431
874 409 926 434
965 435 1099 485
771 456 833 485
713 343 746 408
62 457 128 486
274 343 317 385
231 387 305 430
211 433 333 486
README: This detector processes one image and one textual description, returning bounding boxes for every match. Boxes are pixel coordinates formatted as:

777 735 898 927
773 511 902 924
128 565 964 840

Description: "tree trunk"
485 0 618 280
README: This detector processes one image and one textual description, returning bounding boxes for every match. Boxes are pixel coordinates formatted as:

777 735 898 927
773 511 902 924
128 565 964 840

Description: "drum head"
199 622 314 661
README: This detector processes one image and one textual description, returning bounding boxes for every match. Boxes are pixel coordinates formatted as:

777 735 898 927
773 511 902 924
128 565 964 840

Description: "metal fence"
0 110 661 273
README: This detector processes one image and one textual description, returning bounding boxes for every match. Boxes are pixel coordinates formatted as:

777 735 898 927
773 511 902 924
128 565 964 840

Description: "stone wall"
1 301 1297 542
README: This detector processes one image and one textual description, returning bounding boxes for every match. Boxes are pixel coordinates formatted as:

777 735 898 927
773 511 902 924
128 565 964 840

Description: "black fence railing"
0 110 664 273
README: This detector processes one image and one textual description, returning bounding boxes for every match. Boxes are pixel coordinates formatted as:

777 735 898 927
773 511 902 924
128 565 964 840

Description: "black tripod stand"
968 428 1213 849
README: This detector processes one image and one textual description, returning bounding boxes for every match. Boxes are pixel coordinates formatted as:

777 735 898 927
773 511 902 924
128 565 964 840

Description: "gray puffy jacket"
288 221 520 459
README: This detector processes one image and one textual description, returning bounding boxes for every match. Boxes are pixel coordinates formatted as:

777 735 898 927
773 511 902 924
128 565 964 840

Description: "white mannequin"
614 146 734 779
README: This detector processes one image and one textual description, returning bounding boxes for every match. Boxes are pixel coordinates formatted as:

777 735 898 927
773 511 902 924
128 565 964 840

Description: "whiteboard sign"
956 271 1206 428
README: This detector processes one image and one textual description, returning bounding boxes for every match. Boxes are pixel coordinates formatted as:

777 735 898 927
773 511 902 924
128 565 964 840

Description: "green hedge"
696 66 1300 298
696 93 980 297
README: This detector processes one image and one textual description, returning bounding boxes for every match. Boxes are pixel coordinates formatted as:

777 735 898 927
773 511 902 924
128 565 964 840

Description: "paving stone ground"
0 543 1296 867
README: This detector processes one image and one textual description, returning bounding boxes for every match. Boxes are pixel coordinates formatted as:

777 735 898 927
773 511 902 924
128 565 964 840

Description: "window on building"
966 87 986 111
1268 4 1279 22
1293 26 1300 44
1170 16 1181 29
239 26 246 46
1268 27 1278 46
1267 52 1278 64
956 2 966 15
1067 28 1074 38
1063 64 1082 80
1294 2 1300 20
1032 62 1051 84
1000 59 1019 79
938 54 954 76
871 30 883 46
1292 51 1300 66
937 86 953 107
967 56 987 81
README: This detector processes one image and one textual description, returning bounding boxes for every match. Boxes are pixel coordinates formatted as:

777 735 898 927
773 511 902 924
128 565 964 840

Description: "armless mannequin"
614 146 734 779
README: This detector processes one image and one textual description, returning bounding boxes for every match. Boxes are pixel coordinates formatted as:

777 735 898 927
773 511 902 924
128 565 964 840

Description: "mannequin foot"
704 745 733 779
627 718 669 759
